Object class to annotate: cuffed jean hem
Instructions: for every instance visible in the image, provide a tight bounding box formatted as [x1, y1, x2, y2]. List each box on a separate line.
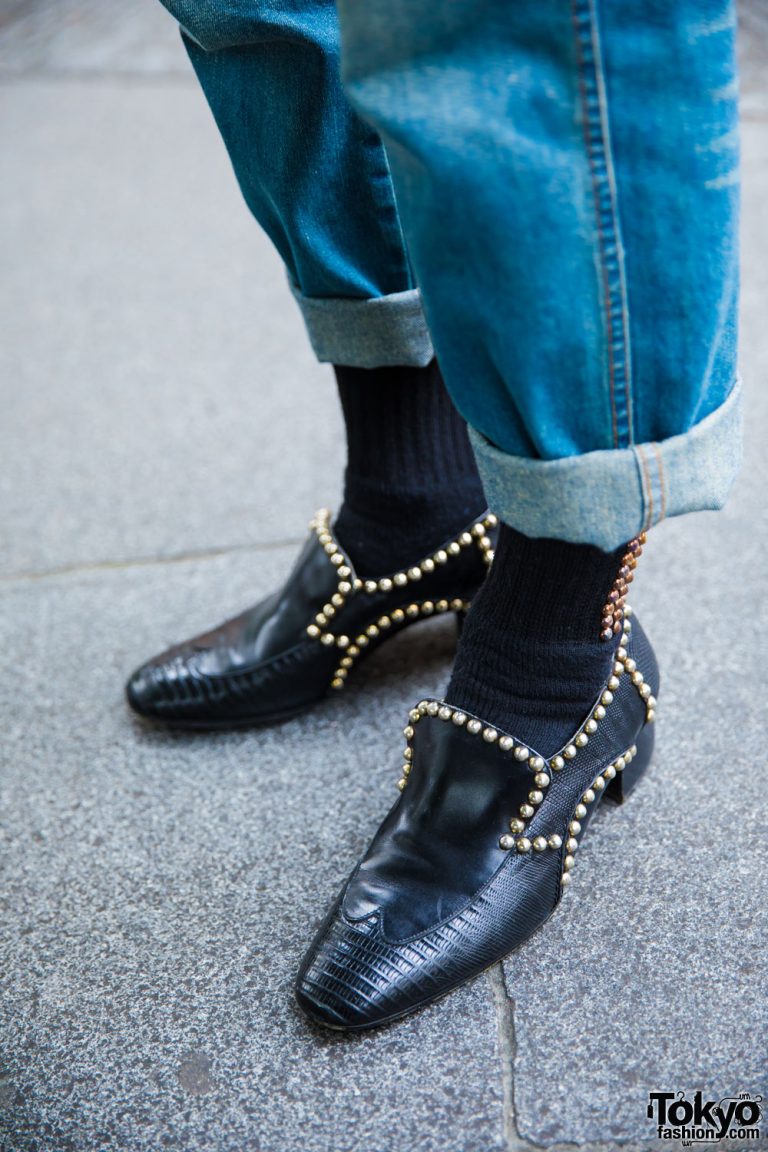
[469, 379, 743, 551]
[290, 283, 434, 368]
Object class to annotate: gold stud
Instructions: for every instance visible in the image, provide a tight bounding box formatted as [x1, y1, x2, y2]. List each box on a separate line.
[534, 772, 550, 788]
[519, 803, 535, 818]
[575, 732, 588, 747]
[563, 855, 575, 871]
[452, 712, 467, 726]
[499, 736, 514, 752]
[391, 609, 405, 624]
[574, 803, 587, 819]
[427, 702, 440, 716]
[394, 572, 408, 586]
[336, 635, 350, 648]
[408, 567, 422, 581]
[582, 788, 595, 804]
[569, 819, 582, 835]
[483, 727, 498, 743]
[547, 834, 563, 850]
[403, 725, 415, 739]
[467, 719, 482, 734]
[321, 633, 335, 647]
[509, 818, 525, 834]
[421, 558, 435, 574]
[516, 837, 532, 853]
[533, 836, 548, 852]
[560, 872, 572, 888]
[397, 778, 408, 791]
[563, 744, 577, 759]
[378, 578, 393, 592]
[566, 837, 579, 853]
[306, 624, 320, 638]
[438, 705, 453, 721]
[499, 834, 516, 850]
[514, 746, 529, 762]
[435, 550, 448, 564]
[550, 755, 565, 771]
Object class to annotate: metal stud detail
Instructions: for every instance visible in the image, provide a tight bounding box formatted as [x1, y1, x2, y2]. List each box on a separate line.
[306, 507, 491, 691]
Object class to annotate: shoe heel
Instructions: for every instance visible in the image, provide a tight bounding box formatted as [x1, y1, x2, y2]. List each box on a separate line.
[604, 722, 654, 805]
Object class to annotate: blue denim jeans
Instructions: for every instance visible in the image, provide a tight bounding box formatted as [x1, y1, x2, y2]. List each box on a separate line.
[161, 0, 741, 550]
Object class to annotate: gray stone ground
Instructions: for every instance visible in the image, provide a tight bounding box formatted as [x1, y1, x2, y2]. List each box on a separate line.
[1, 4, 766, 1150]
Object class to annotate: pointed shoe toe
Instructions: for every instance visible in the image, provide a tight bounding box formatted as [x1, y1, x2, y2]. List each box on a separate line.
[296, 607, 660, 1030]
[125, 509, 496, 730]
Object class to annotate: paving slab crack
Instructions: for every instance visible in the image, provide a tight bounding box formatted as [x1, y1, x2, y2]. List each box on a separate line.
[488, 963, 535, 1152]
[1, 537, 301, 585]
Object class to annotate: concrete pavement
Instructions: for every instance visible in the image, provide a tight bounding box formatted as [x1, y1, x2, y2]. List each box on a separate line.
[1, 4, 766, 1150]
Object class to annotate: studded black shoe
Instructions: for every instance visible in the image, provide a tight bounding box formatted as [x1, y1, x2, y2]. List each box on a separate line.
[295, 606, 659, 1030]
[125, 509, 497, 729]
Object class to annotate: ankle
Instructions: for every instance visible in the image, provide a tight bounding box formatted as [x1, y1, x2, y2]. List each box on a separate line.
[446, 524, 643, 756]
[335, 487, 487, 577]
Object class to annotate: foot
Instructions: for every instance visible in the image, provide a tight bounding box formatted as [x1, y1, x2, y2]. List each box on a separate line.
[295, 609, 659, 1030]
[125, 509, 497, 729]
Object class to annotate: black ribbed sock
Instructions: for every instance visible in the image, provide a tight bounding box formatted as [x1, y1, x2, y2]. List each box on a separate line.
[446, 523, 628, 757]
[333, 360, 487, 576]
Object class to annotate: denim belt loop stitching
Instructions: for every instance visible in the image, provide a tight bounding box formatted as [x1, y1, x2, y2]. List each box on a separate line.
[571, 0, 634, 450]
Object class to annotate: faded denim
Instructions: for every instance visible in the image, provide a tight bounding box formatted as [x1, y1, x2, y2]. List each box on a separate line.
[159, 0, 742, 549]
[165, 0, 433, 367]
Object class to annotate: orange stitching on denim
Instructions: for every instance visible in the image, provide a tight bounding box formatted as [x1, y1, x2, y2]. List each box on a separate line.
[636, 444, 654, 531]
[651, 442, 667, 521]
[571, 0, 618, 450]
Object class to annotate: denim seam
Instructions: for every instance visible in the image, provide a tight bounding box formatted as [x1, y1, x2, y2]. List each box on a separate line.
[651, 442, 668, 521]
[634, 444, 654, 531]
[571, 0, 634, 449]
[358, 124, 415, 291]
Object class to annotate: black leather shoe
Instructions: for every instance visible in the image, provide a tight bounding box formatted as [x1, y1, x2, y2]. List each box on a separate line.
[126, 508, 497, 729]
[295, 607, 659, 1030]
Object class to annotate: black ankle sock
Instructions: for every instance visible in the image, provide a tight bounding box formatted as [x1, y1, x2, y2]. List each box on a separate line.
[446, 524, 629, 757]
[333, 360, 487, 576]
